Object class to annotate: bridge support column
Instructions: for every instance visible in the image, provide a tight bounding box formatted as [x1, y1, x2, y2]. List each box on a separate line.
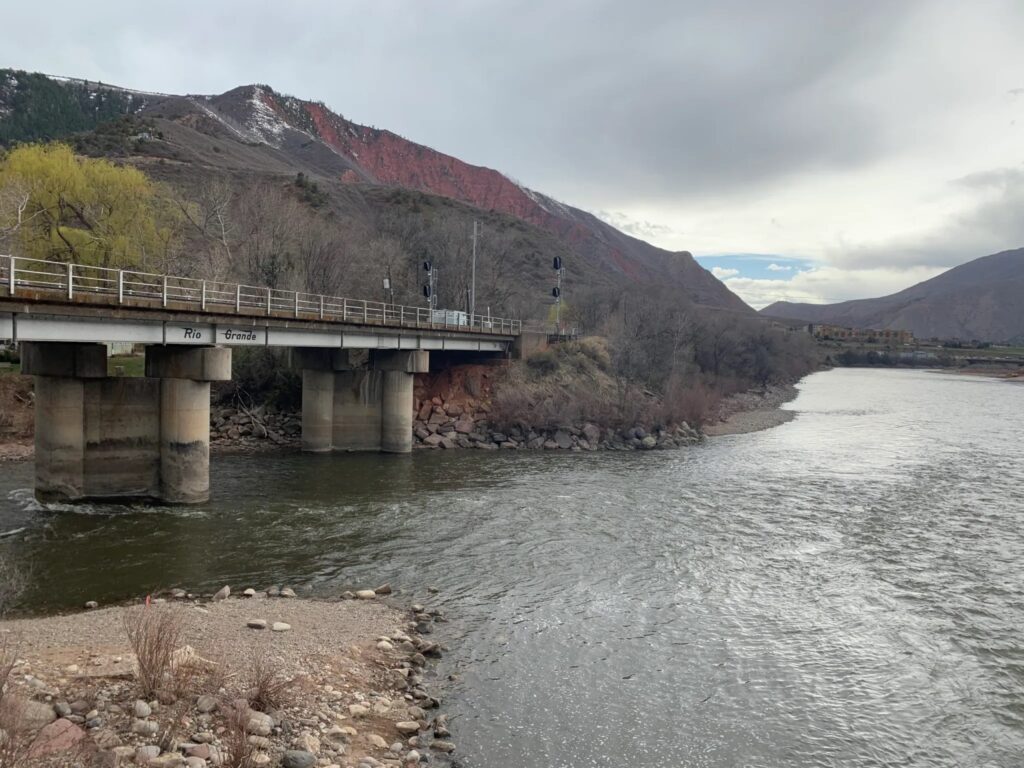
[146, 346, 232, 504]
[23, 343, 106, 502]
[295, 349, 428, 454]
[301, 369, 334, 453]
[374, 351, 429, 455]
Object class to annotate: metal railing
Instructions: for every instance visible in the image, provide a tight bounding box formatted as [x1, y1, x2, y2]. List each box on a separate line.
[0, 255, 521, 335]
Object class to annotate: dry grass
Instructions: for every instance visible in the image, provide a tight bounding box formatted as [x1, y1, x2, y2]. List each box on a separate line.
[122, 607, 186, 699]
[219, 702, 258, 768]
[0, 637, 30, 768]
[0, 560, 26, 619]
[241, 648, 294, 713]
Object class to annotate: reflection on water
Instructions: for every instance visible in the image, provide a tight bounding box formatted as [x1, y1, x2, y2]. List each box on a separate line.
[2, 368, 1023, 767]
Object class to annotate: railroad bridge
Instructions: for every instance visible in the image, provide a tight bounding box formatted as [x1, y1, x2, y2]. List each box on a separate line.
[0, 256, 525, 504]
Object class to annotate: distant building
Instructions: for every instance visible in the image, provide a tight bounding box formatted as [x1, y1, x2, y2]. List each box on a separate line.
[809, 324, 913, 345]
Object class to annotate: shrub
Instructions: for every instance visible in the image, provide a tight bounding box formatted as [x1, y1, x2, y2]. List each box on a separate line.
[525, 350, 559, 376]
[122, 607, 185, 699]
[242, 649, 294, 713]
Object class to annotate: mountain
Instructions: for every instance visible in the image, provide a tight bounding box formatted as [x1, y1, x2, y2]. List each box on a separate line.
[0, 70, 750, 317]
[761, 248, 1024, 342]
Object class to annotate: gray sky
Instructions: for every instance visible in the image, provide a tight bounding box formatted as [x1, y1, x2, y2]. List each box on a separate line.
[6, 0, 1024, 307]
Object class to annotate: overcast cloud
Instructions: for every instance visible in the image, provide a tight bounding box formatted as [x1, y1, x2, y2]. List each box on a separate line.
[4, 0, 1023, 307]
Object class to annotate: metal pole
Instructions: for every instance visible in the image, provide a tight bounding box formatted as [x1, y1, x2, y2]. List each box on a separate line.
[7, 256, 14, 296]
[266, 287, 272, 316]
[118, 270, 124, 304]
[67, 262, 73, 300]
[319, 294, 324, 320]
[294, 291, 299, 318]
[470, 220, 477, 320]
[235, 284, 241, 313]
[201, 280, 207, 311]
[162, 275, 168, 307]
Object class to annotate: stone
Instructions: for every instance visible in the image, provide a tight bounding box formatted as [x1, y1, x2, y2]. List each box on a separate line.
[184, 744, 210, 760]
[195, 695, 217, 714]
[193, 731, 216, 743]
[27, 718, 86, 757]
[132, 719, 159, 737]
[85, 601, 99, 609]
[404, 750, 421, 765]
[243, 588, 257, 597]
[247, 619, 268, 630]
[374, 583, 393, 595]
[282, 750, 317, 768]
[266, 586, 280, 597]
[213, 586, 230, 601]
[582, 423, 601, 443]
[135, 745, 161, 764]
[641, 435, 658, 450]
[251, 755, 271, 767]
[54, 701, 72, 717]
[271, 622, 291, 632]
[247, 735, 272, 749]
[377, 640, 394, 651]
[355, 590, 377, 600]
[553, 430, 573, 449]
[134, 700, 152, 718]
[454, 419, 474, 434]
[324, 725, 349, 745]
[185, 758, 207, 768]
[18, 699, 57, 730]
[149, 755, 185, 768]
[280, 587, 297, 598]
[367, 734, 388, 749]
[394, 722, 420, 735]
[430, 740, 456, 753]
[246, 712, 274, 736]
[293, 733, 320, 754]
[348, 704, 370, 718]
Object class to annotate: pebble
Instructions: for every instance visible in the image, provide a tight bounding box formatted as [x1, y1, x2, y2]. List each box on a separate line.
[84, 601, 98, 609]
[395, 722, 420, 735]
[266, 586, 280, 597]
[131, 718, 159, 736]
[136, 745, 161, 763]
[280, 587, 297, 598]
[404, 749, 421, 765]
[195, 695, 217, 714]
[355, 590, 377, 600]
[430, 740, 456, 753]
[376, 640, 394, 651]
[348, 704, 370, 718]
[213, 585, 231, 601]
[247, 619, 268, 630]
[282, 750, 317, 768]
[246, 712, 274, 737]
[367, 734, 388, 749]
[374, 584, 393, 595]
[243, 588, 257, 597]
[185, 759, 207, 768]
[134, 700, 152, 718]
[272, 622, 291, 632]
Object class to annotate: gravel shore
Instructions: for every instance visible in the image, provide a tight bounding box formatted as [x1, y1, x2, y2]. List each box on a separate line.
[704, 383, 799, 437]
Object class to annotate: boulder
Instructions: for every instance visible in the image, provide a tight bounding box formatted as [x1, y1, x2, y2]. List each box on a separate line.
[212, 585, 230, 601]
[454, 419, 475, 434]
[27, 718, 85, 757]
[641, 435, 658, 450]
[553, 430, 573, 449]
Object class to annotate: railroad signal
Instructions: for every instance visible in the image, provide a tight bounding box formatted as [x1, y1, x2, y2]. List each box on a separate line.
[423, 260, 437, 310]
[552, 286, 560, 298]
[552, 255, 565, 331]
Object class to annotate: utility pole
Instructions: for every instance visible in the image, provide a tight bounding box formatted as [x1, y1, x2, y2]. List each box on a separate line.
[470, 220, 478, 322]
[552, 256, 563, 334]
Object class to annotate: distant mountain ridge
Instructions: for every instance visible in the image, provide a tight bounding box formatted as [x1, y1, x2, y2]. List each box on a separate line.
[0, 70, 749, 314]
[761, 248, 1024, 342]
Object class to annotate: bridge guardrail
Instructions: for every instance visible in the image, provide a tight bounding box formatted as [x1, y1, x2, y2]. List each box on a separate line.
[0, 255, 521, 336]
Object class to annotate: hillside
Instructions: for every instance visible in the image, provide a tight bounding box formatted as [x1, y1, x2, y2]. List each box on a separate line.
[761, 248, 1024, 342]
[0, 70, 749, 318]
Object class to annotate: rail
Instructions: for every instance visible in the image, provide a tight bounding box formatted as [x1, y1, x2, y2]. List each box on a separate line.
[0, 256, 521, 336]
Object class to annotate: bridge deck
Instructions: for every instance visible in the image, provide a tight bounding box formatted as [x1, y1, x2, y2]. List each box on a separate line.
[0, 256, 518, 351]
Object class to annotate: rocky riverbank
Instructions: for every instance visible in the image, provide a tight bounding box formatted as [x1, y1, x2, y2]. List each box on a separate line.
[703, 383, 799, 437]
[0, 588, 455, 768]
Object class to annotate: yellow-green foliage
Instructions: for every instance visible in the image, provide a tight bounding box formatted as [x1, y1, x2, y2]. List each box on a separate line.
[0, 143, 178, 267]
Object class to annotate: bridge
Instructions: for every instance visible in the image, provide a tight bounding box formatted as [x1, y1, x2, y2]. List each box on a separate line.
[0, 256, 526, 505]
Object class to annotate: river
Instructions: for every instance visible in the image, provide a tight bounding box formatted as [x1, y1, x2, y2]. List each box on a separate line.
[2, 367, 1023, 766]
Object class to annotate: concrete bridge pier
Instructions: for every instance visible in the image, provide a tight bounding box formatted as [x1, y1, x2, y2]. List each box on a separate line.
[297, 349, 428, 454]
[146, 346, 232, 503]
[23, 342, 230, 505]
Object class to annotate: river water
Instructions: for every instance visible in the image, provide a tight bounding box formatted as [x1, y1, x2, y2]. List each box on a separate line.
[2, 368, 1023, 767]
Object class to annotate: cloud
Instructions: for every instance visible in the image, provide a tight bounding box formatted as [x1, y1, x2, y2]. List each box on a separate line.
[594, 210, 676, 240]
[711, 266, 740, 279]
[714, 265, 946, 310]
[766, 263, 792, 272]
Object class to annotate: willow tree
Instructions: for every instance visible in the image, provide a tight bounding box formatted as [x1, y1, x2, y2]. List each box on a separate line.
[0, 142, 179, 269]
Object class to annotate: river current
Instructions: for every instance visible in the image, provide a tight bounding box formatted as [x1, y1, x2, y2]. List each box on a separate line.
[1, 368, 1023, 766]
